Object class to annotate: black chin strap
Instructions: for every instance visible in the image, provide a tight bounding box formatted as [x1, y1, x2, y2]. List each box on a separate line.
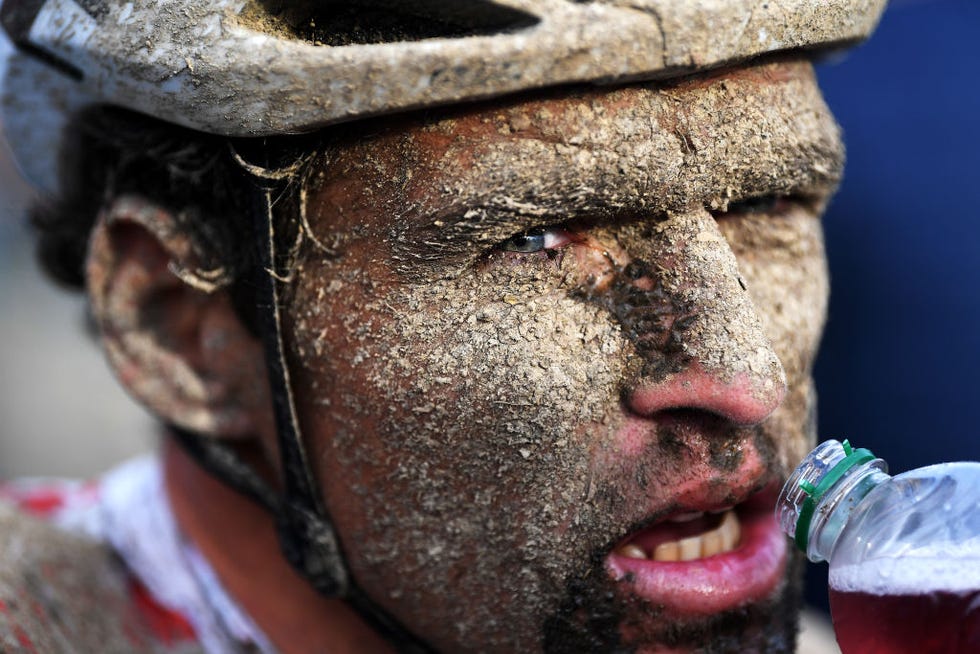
[247, 159, 351, 598]
[173, 143, 433, 653]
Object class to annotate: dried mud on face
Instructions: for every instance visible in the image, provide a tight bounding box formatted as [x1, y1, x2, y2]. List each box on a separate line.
[282, 59, 837, 652]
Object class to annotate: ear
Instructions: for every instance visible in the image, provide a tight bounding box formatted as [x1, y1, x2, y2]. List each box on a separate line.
[86, 195, 273, 440]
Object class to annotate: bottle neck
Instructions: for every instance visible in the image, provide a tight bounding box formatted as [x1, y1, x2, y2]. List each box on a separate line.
[804, 463, 889, 562]
[777, 440, 889, 563]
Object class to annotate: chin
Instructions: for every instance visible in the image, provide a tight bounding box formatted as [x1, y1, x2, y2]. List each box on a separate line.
[540, 550, 805, 654]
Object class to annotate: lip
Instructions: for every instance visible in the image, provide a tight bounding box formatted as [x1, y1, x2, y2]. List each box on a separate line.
[605, 485, 787, 616]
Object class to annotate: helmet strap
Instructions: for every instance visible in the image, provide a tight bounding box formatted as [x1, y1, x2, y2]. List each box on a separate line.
[246, 160, 351, 597]
[174, 141, 433, 653]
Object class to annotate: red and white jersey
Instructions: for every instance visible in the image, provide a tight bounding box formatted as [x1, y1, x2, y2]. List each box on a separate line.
[0, 457, 274, 654]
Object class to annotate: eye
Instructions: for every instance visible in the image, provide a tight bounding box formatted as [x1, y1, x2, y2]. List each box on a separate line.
[725, 195, 781, 214]
[501, 227, 572, 253]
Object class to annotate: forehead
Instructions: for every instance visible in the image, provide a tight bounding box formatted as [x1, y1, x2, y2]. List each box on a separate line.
[311, 60, 843, 231]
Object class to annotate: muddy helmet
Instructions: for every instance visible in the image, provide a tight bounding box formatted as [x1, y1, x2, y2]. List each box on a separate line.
[1, 0, 886, 192]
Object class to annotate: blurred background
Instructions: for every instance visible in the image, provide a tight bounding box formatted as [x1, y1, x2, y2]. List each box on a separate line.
[0, 138, 155, 478]
[0, 0, 977, 639]
[809, 0, 980, 614]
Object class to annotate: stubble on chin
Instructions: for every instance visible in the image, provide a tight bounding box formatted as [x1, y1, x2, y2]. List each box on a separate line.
[543, 552, 805, 654]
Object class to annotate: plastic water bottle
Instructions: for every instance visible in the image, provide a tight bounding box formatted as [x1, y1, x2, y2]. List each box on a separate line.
[776, 439, 980, 654]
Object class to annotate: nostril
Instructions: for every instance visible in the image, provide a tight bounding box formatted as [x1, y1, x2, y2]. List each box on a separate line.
[634, 407, 732, 435]
[623, 365, 786, 427]
[650, 407, 719, 422]
[623, 262, 645, 280]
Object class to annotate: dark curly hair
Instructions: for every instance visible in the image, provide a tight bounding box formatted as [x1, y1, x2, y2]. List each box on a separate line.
[30, 106, 325, 336]
[32, 105, 265, 290]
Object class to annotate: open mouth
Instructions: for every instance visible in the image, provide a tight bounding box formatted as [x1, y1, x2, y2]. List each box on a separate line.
[614, 509, 741, 562]
[605, 486, 787, 616]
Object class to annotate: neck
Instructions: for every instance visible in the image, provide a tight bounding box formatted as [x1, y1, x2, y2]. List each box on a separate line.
[162, 436, 394, 654]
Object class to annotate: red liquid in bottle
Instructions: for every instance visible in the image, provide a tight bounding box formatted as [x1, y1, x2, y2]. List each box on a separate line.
[829, 588, 980, 654]
[828, 559, 980, 654]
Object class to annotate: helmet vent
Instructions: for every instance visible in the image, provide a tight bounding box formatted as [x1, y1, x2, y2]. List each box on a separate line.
[239, 0, 539, 46]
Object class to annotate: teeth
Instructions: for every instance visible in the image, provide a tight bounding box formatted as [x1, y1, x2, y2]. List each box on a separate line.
[677, 535, 701, 561]
[720, 510, 740, 551]
[653, 542, 679, 562]
[701, 530, 723, 558]
[668, 511, 704, 523]
[615, 510, 742, 562]
[620, 544, 648, 560]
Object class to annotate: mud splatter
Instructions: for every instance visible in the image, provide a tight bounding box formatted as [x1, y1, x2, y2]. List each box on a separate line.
[277, 59, 835, 652]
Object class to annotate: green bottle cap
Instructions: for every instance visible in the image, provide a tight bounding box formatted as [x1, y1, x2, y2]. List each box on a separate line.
[794, 440, 876, 552]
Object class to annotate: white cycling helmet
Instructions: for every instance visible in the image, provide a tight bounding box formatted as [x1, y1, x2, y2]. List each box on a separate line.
[2, 0, 886, 193]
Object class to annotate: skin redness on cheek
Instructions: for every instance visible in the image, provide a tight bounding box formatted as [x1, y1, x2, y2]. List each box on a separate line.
[281, 58, 838, 653]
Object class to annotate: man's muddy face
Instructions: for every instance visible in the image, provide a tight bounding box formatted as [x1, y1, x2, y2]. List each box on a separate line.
[285, 59, 840, 652]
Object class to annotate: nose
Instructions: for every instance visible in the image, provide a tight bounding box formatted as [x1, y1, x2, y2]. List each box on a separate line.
[597, 208, 787, 426]
[624, 365, 785, 426]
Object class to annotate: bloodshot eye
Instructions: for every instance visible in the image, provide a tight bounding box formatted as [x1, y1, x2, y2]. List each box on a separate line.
[501, 227, 572, 253]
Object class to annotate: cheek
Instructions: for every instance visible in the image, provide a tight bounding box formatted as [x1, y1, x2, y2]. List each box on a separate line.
[765, 379, 820, 475]
[286, 261, 639, 647]
[341, 277, 633, 530]
[718, 212, 829, 384]
[718, 212, 827, 471]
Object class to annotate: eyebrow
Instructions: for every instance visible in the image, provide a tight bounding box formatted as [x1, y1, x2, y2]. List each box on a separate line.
[386, 139, 843, 274]
[384, 72, 846, 273]
[387, 192, 625, 271]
